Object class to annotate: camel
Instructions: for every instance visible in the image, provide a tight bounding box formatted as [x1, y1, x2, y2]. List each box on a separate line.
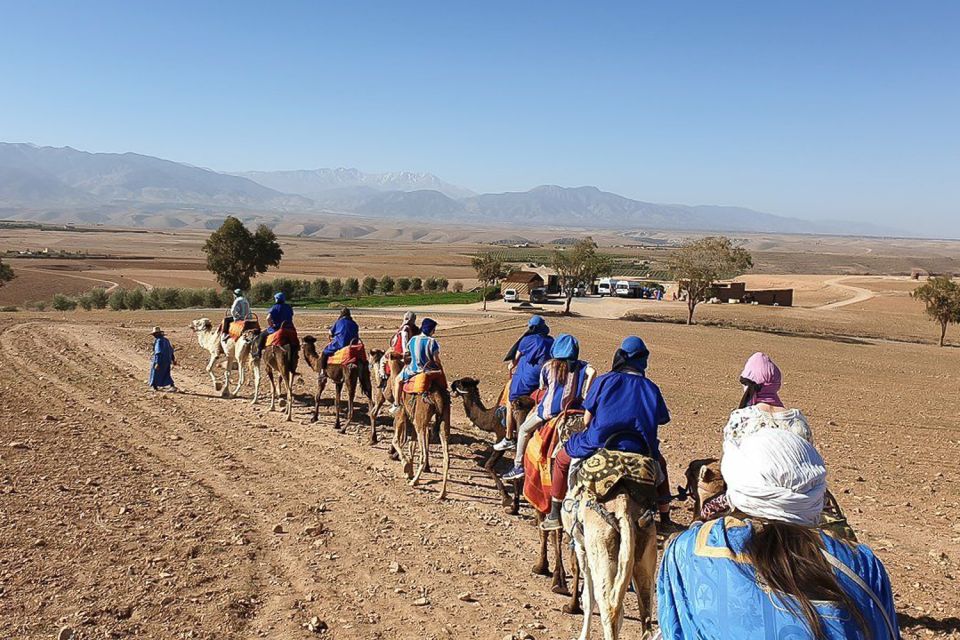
[449, 377, 534, 513]
[262, 343, 296, 421]
[189, 318, 261, 400]
[562, 484, 659, 640]
[368, 349, 403, 445]
[301, 336, 374, 437]
[392, 374, 451, 500]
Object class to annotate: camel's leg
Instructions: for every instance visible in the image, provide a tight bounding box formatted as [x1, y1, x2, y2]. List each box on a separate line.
[284, 370, 293, 421]
[346, 378, 356, 431]
[334, 380, 344, 433]
[633, 524, 658, 634]
[267, 369, 277, 412]
[574, 539, 594, 640]
[437, 402, 450, 500]
[368, 390, 379, 445]
[484, 449, 515, 512]
[551, 529, 570, 595]
[231, 350, 246, 397]
[392, 411, 414, 479]
[250, 359, 261, 405]
[410, 410, 429, 487]
[511, 478, 521, 515]
[532, 512, 550, 576]
[312, 377, 326, 423]
[584, 523, 623, 640]
[206, 352, 220, 390]
[221, 360, 232, 398]
[563, 548, 583, 615]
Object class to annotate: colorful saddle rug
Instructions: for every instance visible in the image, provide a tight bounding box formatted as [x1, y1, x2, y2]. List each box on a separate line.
[522, 411, 587, 513]
[577, 449, 660, 504]
[229, 319, 260, 340]
[402, 370, 447, 394]
[265, 327, 299, 348]
[327, 342, 367, 366]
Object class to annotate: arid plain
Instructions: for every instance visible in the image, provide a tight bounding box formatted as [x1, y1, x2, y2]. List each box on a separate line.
[1, 225, 959, 639]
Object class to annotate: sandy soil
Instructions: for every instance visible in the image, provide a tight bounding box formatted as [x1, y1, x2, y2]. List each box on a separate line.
[1, 308, 958, 639]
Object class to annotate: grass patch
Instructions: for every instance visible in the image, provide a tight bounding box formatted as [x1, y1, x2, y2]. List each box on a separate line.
[291, 291, 481, 309]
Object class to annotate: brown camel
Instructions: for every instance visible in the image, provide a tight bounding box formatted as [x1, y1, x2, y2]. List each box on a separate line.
[262, 343, 296, 421]
[392, 375, 451, 500]
[449, 377, 534, 513]
[301, 336, 374, 437]
[368, 348, 403, 444]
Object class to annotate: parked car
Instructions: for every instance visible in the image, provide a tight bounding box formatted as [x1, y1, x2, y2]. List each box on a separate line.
[597, 278, 614, 296]
[530, 287, 548, 303]
[615, 280, 643, 298]
[503, 288, 520, 303]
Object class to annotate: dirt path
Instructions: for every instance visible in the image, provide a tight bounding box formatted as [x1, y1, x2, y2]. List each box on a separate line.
[15, 267, 121, 292]
[0, 319, 606, 640]
[816, 276, 877, 310]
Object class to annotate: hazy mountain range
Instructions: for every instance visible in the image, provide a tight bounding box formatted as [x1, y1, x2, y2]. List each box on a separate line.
[0, 143, 903, 236]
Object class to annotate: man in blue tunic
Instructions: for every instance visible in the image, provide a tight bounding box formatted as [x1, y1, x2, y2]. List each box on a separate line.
[149, 326, 177, 392]
[494, 315, 554, 451]
[319, 308, 360, 379]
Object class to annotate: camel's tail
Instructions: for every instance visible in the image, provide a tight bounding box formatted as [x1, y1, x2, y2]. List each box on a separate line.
[358, 362, 373, 398]
[610, 495, 637, 622]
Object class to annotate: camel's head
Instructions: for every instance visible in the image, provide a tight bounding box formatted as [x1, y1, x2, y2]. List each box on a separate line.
[683, 458, 724, 519]
[190, 318, 214, 333]
[302, 335, 317, 345]
[368, 348, 385, 364]
[450, 377, 480, 397]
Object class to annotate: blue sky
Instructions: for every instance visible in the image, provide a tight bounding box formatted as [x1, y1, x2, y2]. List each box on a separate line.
[1, 1, 957, 235]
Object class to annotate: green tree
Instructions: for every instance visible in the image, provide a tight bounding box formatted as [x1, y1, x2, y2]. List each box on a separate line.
[361, 276, 378, 296]
[108, 289, 127, 311]
[344, 277, 360, 295]
[396, 277, 412, 293]
[410, 277, 423, 292]
[435, 277, 449, 292]
[0, 259, 14, 287]
[311, 278, 330, 298]
[52, 294, 77, 311]
[202, 217, 283, 290]
[423, 277, 438, 292]
[912, 276, 960, 347]
[126, 288, 145, 310]
[330, 278, 344, 296]
[552, 238, 613, 315]
[667, 236, 753, 325]
[380, 275, 395, 294]
[471, 253, 506, 311]
[89, 287, 110, 309]
[77, 294, 94, 311]
[452, 280, 464, 292]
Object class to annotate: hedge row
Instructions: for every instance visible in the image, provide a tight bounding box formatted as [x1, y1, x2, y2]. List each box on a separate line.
[249, 276, 459, 304]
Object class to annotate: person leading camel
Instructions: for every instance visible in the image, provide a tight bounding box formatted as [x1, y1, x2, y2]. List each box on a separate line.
[501, 333, 596, 481]
[391, 317, 442, 413]
[149, 326, 178, 393]
[541, 336, 678, 532]
[493, 315, 554, 451]
[658, 429, 900, 640]
[319, 307, 360, 380]
[724, 351, 812, 445]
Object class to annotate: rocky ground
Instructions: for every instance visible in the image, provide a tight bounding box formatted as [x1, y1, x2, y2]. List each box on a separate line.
[1, 309, 958, 639]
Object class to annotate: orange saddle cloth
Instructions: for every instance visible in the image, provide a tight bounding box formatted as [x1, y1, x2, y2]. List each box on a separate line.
[327, 342, 367, 366]
[402, 370, 447, 394]
[229, 319, 260, 340]
[265, 327, 299, 348]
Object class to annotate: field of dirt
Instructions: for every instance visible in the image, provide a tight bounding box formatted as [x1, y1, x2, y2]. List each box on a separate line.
[2, 307, 958, 639]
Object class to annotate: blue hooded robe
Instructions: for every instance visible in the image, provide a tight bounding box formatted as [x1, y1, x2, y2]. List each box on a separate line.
[149, 335, 175, 388]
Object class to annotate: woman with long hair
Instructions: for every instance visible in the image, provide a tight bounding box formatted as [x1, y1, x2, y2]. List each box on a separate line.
[724, 351, 812, 445]
[658, 429, 900, 639]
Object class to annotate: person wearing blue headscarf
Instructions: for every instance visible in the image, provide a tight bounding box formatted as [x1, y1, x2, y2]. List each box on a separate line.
[256, 291, 297, 356]
[494, 315, 554, 451]
[390, 318, 442, 413]
[502, 334, 596, 480]
[319, 307, 361, 378]
[542, 335, 676, 531]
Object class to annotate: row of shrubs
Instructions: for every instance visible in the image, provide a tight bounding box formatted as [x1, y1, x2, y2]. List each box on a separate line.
[249, 276, 462, 304]
[23, 275, 469, 312]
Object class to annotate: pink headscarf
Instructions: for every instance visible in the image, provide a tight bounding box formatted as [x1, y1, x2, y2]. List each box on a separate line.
[740, 352, 782, 406]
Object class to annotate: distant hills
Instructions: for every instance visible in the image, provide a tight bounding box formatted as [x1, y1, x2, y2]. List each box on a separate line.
[0, 143, 903, 236]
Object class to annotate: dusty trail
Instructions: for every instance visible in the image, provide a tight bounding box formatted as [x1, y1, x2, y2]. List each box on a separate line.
[0, 319, 606, 639]
[816, 276, 876, 310]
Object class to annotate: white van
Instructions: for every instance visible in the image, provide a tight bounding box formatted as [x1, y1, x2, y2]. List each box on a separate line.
[615, 281, 642, 298]
[597, 278, 614, 296]
[503, 288, 520, 303]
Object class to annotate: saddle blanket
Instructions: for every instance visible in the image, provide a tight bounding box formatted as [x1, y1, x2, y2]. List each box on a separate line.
[327, 342, 367, 366]
[402, 370, 447, 394]
[266, 327, 299, 348]
[522, 411, 586, 514]
[229, 319, 260, 340]
[577, 449, 659, 503]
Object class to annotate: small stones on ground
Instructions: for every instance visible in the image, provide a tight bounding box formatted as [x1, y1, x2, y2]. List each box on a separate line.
[457, 591, 475, 602]
[388, 561, 404, 574]
[412, 596, 430, 606]
[8, 441, 29, 450]
[57, 627, 76, 640]
[304, 525, 324, 536]
[169, 434, 182, 441]
[305, 616, 328, 633]
[272, 523, 285, 534]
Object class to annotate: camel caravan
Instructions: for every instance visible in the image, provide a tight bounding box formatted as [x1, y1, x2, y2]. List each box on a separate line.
[172, 289, 899, 640]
